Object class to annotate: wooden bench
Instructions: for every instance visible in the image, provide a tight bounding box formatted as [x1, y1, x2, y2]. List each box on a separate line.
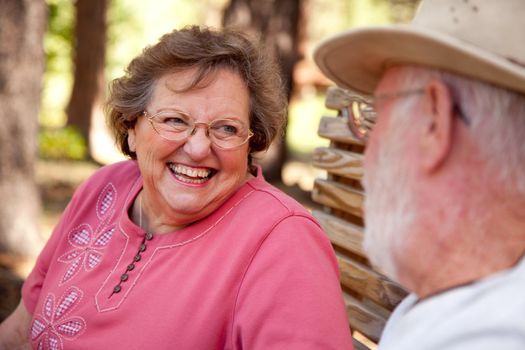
[311, 86, 408, 350]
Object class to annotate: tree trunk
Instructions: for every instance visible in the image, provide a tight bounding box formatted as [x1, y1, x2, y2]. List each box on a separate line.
[66, 0, 108, 157]
[0, 0, 46, 256]
[223, 0, 303, 182]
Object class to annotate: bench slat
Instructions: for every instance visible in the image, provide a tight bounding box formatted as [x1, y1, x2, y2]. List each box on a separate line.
[312, 179, 364, 218]
[325, 86, 351, 110]
[338, 254, 408, 311]
[352, 337, 374, 350]
[313, 86, 409, 350]
[318, 116, 364, 145]
[312, 147, 364, 180]
[312, 210, 365, 258]
[344, 293, 386, 343]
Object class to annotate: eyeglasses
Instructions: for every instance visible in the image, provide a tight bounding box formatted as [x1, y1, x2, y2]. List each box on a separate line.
[341, 88, 470, 142]
[341, 89, 424, 142]
[144, 109, 254, 149]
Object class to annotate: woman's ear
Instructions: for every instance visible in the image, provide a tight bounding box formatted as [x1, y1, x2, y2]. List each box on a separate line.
[419, 79, 455, 173]
[127, 128, 137, 153]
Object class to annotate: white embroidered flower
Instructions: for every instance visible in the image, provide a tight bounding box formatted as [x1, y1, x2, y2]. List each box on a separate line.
[31, 287, 86, 350]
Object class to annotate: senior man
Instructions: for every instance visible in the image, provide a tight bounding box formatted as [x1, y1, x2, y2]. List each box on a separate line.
[315, 0, 525, 349]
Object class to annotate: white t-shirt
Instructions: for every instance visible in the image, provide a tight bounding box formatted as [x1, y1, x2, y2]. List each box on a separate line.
[379, 256, 525, 349]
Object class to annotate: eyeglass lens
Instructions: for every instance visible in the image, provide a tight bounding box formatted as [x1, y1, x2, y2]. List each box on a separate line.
[147, 110, 252, 149]
[344, 100, 376, 142]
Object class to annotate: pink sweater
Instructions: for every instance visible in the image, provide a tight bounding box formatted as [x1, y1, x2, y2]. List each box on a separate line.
[23, 160, 353, 349]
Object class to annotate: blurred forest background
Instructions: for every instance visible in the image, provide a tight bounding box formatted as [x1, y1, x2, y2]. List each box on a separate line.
[0, 0, 419, 320]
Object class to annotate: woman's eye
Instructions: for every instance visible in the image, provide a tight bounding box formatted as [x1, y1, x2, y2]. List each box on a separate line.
[220, 124, 238, 135]
[161, 115, 188, 126]
[211, 122, 241, 137]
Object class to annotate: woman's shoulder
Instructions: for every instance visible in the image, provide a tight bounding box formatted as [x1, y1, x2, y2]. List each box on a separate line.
[87, 159, 139, 183]
[246, 174, 311, 218]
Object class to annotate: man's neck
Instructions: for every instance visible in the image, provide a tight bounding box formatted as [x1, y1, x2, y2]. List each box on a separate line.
[410, 200, 525, 299]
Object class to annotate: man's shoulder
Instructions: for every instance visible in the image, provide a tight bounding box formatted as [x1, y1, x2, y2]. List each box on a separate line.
[380, 264, 525, 349]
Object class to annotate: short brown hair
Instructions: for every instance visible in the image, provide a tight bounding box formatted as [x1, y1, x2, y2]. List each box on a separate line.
[106, 25, 287, 163]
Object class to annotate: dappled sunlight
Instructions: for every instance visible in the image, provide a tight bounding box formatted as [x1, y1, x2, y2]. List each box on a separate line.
[282, 160, 326, 192]
[287, 87, 332, 155]
[90, 107, 127, 164]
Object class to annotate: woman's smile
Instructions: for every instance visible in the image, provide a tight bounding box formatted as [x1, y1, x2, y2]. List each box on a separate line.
[167, 163, 216, 185]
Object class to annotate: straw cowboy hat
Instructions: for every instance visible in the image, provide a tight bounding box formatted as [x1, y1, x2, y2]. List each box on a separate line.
[314, 0, 525, 95]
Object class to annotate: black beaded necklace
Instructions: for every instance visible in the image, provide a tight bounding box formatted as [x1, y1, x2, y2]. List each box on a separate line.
[110, 194, 153, 296]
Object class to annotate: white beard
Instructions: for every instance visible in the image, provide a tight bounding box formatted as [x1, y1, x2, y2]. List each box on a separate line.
[362, 113, 417, 282]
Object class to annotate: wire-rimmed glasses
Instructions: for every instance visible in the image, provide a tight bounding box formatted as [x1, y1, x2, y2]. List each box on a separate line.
[341, 89, 425, 142]
[144, 109, 254, 149]
[341, 88, 470, 143]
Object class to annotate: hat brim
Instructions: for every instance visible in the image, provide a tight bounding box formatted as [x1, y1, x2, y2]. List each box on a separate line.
[314, 25, 525, 95]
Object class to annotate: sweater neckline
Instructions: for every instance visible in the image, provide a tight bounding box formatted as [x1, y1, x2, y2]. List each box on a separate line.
[117, 166, 264, 246]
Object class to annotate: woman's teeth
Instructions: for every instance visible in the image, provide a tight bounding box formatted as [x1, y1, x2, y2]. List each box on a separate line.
[169, 164, 212, 184]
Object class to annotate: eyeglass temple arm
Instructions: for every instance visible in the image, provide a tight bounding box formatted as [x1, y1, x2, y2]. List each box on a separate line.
[325, 86, 373, 110]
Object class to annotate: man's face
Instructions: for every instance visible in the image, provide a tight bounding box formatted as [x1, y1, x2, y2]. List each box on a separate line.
[362, 69, 419, 281]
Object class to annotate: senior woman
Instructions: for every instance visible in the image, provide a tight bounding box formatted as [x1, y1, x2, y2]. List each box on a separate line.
[0, 26, 352, 349]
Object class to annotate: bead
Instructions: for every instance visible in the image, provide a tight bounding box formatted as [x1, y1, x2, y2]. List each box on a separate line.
[134, 254, 141, 262]
[113, 285, 122, 293]
[139, 244, 146, 252]
[146, 232, 153, 241]
[120, 273, 129, 281]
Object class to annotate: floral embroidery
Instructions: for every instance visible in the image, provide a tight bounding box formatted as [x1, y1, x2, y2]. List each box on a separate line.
[56, 183, 118, 284]
[58, 223, 116, 284]
[96, 183, 116, 220]
[31, 287, 86, 350]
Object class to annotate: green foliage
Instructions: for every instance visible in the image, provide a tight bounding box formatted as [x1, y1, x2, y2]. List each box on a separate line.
[39, 127, 87, 160]
[308, 0, 390, 53]
[38, 0, 419, 161]
[106, 0, 144, 80]
[306, 0, 417, 58]
[286, 0, 419, 157]
[106, 0, 227, 81]
[41, 0, 74, 128]
[46, 0, 73, 75]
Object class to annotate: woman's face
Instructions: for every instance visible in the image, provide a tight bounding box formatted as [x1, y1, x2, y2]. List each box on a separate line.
[128, 68, 252, 232]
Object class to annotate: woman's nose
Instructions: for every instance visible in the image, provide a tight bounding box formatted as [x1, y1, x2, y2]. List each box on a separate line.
[182, 127, 212, 160]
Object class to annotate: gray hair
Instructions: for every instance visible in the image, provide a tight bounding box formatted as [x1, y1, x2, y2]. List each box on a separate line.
[394, 66, 525, 197]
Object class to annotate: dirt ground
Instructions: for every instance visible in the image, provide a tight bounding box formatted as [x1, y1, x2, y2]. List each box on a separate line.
[37, 159, 101, 235]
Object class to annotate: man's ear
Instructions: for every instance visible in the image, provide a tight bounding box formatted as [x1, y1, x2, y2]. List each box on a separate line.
[128, 128, 137, 153]
[419, 79, 455, 173]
